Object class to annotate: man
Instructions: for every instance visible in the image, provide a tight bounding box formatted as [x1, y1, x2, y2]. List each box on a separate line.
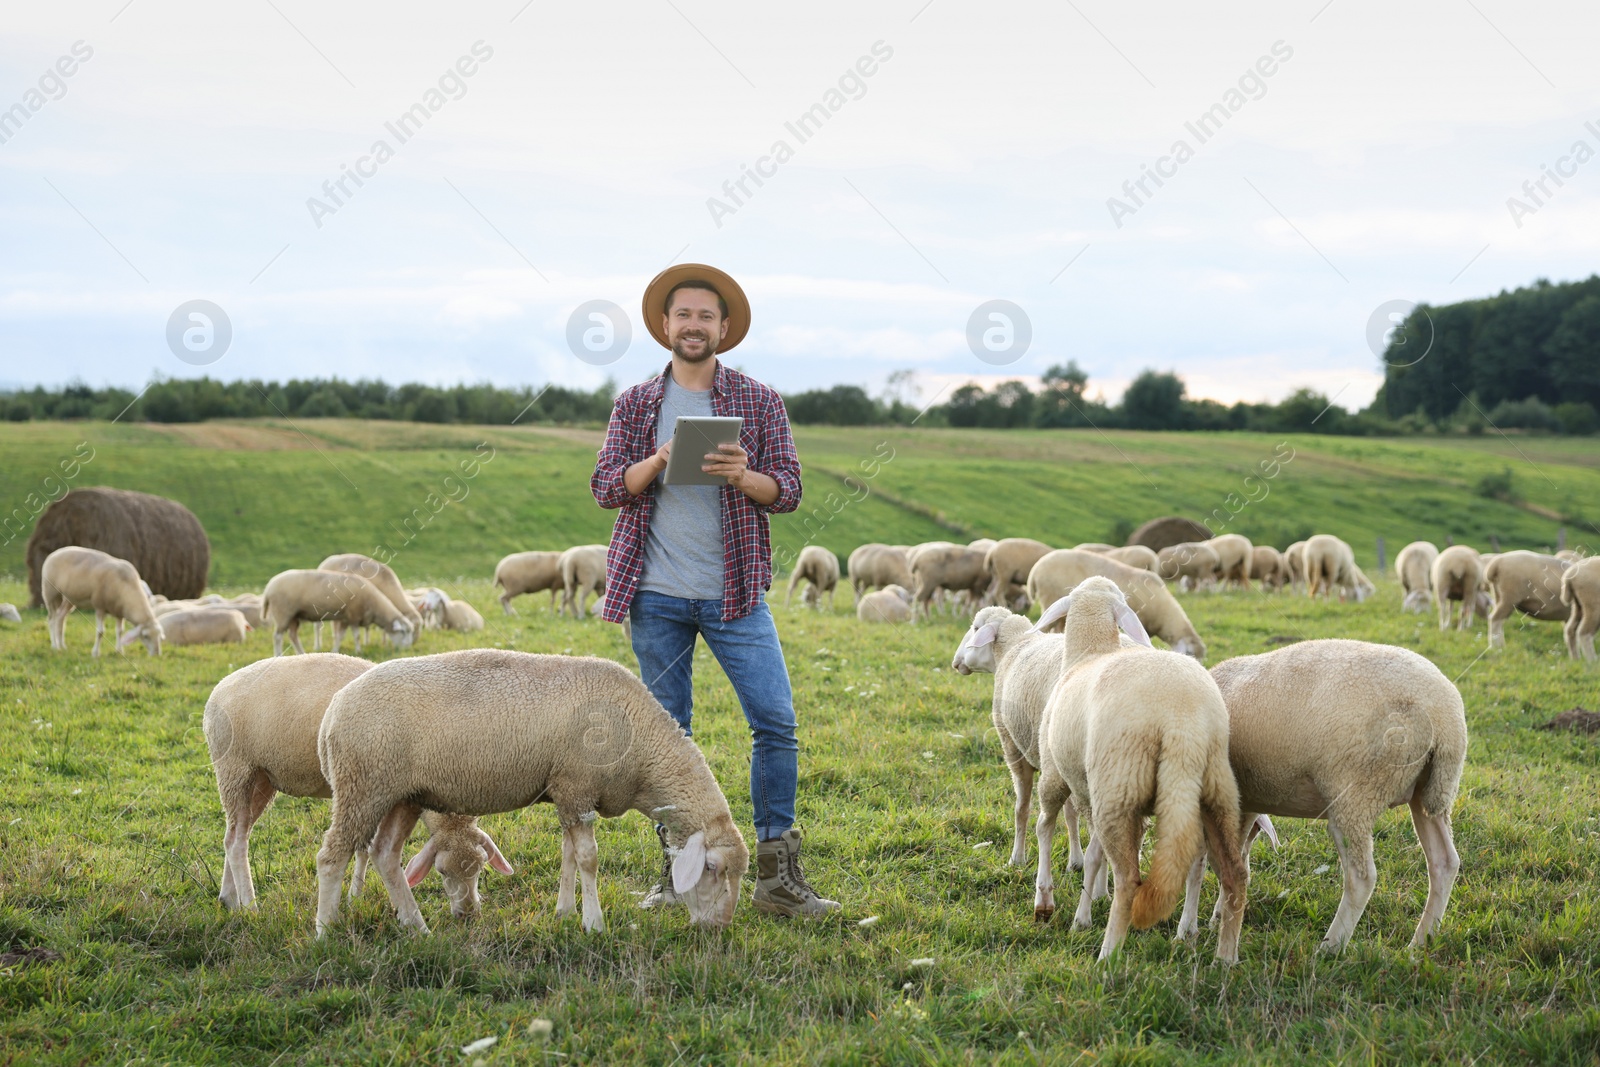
[590, 263, 838, 918]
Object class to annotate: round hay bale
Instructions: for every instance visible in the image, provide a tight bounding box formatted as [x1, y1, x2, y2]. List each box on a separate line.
[25, 488, 210, 607]
[1127, 515, 1214, 554]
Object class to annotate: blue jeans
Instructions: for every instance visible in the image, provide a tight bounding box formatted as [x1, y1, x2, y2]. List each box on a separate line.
[628, 590, 798, 841]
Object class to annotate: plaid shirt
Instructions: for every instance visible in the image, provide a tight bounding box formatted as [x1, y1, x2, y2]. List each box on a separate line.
[591, 360, 802, 622]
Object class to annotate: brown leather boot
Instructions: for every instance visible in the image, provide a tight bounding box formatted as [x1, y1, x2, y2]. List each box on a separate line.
[754, 829, 839, 918]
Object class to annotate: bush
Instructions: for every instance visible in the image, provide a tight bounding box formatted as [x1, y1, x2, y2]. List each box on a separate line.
[6, 400, 31, 422]
[1486, 396, 1560, 431]
[1554, 401, 1598, 435]
[1475, 467, 1517, 501]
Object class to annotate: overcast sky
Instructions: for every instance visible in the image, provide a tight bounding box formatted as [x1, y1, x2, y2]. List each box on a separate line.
[3, 0, 1598, 409]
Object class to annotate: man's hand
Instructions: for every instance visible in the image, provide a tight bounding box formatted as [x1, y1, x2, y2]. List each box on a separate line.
[705, 443, 779, 506]
[623, 440, 672, 497]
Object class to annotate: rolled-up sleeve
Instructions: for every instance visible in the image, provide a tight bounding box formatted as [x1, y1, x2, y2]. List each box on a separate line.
[590, 398, 638, 510]
[755, 392, 802, 515]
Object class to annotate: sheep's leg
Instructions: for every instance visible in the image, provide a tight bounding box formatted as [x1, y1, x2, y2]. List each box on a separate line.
[1071, 834, 1105, 930]
[315, 795, 392, 936]
[1408, 800, 1460, 948]
[1581, 609, 1598, 662]
[500, 591, 515, 615]
[1202, 806, 1247, 964]
[1096, 815, 1145, 960]
[1319, 821, 1376, 953]
[1090, 841, 1109, 901]
[221, 771, 276, 910]
[331, 622, 344, 654]
[289, 621, 307, 655]
[1176, 854, 1206, 941]
[48, 602, 70, 650]
[369, 802, 427, 933]
[1033, 769, 1069, 921]
[998, 733, 1033, 866]
[350, 847, 370, 899]
[1487, 598, 1511, 648]
[1565, 605, 1581, 658]
[91, 609, 106, 658]
[313, 621, 321, 651]
[573, 821, 605, 933]
[1437, 590, 1453, 632]
[555, 825, 577, 919]
[1064, 796, 1085, 873]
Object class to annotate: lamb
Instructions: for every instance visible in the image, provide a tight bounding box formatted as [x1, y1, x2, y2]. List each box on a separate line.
[983, 538, 1054, 611]
[848, 543, 914, 600]
[1031, 578, 1247, 962]
[1204, 534, 1254, 590]
[1562, 556, 1600, 660]
[121, 605, 249, 648]
[1303, 534, 1374, 602]
[856, 584, 914, 623]
[442, 599, 486, 632]
[1431, 545, 1483, 631]
[319, 553, 425, 639]
[313, 650, 749, 935]
[783, 545, 839, 610]
[1028, 549, 1206, 660]
[0, 604, 20, 623]
[494, 550, 564, 615]
[910, 543, 988, 619]
[1484, 550, 1572, 650]
[260, 569, 417, 657]
[1283, 540, 1308, 591]
[1103, 545, 1159, 574]
[558, 544, 608, 618]
[204, 653, 511, 915]
[1249, 545, 1288, 592]
[1156, 541, 1220, 591]
[1182, 639, 1466, 951]
[41, 546, 163, 657]
[1395, 541, 1439, 613]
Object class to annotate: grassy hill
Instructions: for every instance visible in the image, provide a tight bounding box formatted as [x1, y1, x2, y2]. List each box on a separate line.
[1, 420, 1593, 590]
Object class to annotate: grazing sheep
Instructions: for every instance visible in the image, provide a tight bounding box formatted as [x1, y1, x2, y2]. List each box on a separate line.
[494, 550, 564, 615]
[967, 538, 998, 556]
[559, 544, 608, 618]
[1283, 540, 1308, 592]
[1183, 640, 1466, 952]
[261, 569, 416, 657]
[204, 654, 510, 914]
[1303, 534, 1373, 602]
[442, 599, 486, 632]
[223, 593, 264, 630]
[857, 584, 914, 624]
[319, 553, 424, 639]
[1029, 549, 1206, 660]
[1395, 541, 1439, 613]
[122, 606, 248, 648]
[25, 486, 210, 608]
[0, 604, 19, 623]
[1073, 543, 1117, 554]
[1249, 546, 1288, 592]
[1431, 545, 1483, 631]
[1484, 550, 1572, 650]
[407, 586, 451, 629]
[314, 650, 749, 935]
[1562, 557, 1600, 661]
[1103, 545, 1159, 574]
[983, 538, 1054, 611]
[910, 544, 988, 619]
[41, 546, 163, 657]
[1156, 542, 1220, 591]
[785, 545, 841, 610]
[847, 544, 914, 601]
[1204, 534, 1254, 590]
[1032, 578, 1247, 962]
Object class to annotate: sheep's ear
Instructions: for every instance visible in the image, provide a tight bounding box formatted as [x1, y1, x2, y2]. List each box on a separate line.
[477, 828, 514, 875]
[1027, 595, 1072, 634]
[405, 838, 440, 887]
[1112, 602, 1152, 647]
[672, 831, 708, 895]
[968, 622, 999, 648]
[1253, 815, 1280, 849]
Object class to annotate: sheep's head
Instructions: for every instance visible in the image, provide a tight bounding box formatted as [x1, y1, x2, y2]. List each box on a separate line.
[952, 606, 1012, 675]
[139, 619, 164, 656]
[390, 617, 416, 649]
[671, 826, 748, 928]
[1171, 633, 1206, 661]
[1029, 577, 1152, 651]
[405, 816, 513, 918]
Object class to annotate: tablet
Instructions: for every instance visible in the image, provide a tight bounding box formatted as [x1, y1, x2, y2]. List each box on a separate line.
[662, 416, 744, 486]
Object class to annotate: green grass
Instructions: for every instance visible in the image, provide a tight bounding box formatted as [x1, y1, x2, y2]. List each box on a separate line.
[0, 422, 1597, 1064]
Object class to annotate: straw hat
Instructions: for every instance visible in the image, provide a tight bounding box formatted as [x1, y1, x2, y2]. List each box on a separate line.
[641, 263, 750, 352]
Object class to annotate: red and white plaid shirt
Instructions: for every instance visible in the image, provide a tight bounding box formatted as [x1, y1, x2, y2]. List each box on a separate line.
[590, 360, 802, 622]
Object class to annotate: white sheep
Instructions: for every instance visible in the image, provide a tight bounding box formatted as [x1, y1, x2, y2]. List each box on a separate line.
[1562, 556, 1600, 660]
[313, 650, 749, 935]
[968, 537, 998, 556]
[204, 653, 511, 914]
[1072, 542, 1117, 554]
[1431, 545, 1483, 631]
[121, 606, 249, 649]
[848, 544, 914, 600]
[1204, 534, 1254, 590]
[1249, 545, 1288, 592]
[910, 543, 988, 619]
[319, 553, 425, 642]
[1031, 578, 1247, 962]
[1303, 534, 1373, 602]
[1028, 549, 1206, 660]
[1484, 550, 1572, 650]
[494, 550, 564, 615]
[784, 545, 840, 610]
[221, 593, 263, 630]
[856, 584, 914, 624]
[442, 598, 486, 632]
[41, 546, 163, 657]
[0, 603, 20, 623]
[1103, 545, 1160, 574]
[1156, 541, 1220, 592]
[558, 544, 608, 618]
[1395, 541, 1439, 613]
[1283, 540, 1308, 592]
[407, 586, 451, 629]
[1182, 639, 1466, 951]
[261, 569, 416, 657]
[983, 538, 1054, 611]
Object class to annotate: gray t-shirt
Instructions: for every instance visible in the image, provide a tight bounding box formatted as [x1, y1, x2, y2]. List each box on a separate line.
[638, 376, 726, 600]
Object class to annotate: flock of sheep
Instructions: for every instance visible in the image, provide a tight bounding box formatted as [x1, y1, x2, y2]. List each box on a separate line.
[14, 521, 1591, 958]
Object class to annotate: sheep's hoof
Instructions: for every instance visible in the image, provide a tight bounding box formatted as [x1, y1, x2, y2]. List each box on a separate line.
[1033, 905, 1055, 924]
[1316, 938, 1345, 955]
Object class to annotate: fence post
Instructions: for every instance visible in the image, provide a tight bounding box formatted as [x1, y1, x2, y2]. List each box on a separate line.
[1489, 534, 1501, 552]
[1558, 526, 1567, 552]
[1375, 536, 1386, 576]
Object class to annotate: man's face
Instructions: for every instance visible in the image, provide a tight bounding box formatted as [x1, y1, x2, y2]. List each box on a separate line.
[664, 288, 725, 363]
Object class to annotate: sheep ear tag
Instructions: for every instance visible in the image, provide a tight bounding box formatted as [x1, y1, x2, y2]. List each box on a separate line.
[1112, 602, 1152, 647]
[405, 838, 440, 887]
[672, 831, 708, 896]
[1026, 595, 1072, 634]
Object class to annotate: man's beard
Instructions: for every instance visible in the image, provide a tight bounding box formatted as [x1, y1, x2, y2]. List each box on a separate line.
[671, 330, 719, 363]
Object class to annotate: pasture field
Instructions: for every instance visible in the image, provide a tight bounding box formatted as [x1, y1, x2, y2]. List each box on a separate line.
[0, 422, 1597, 1064]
